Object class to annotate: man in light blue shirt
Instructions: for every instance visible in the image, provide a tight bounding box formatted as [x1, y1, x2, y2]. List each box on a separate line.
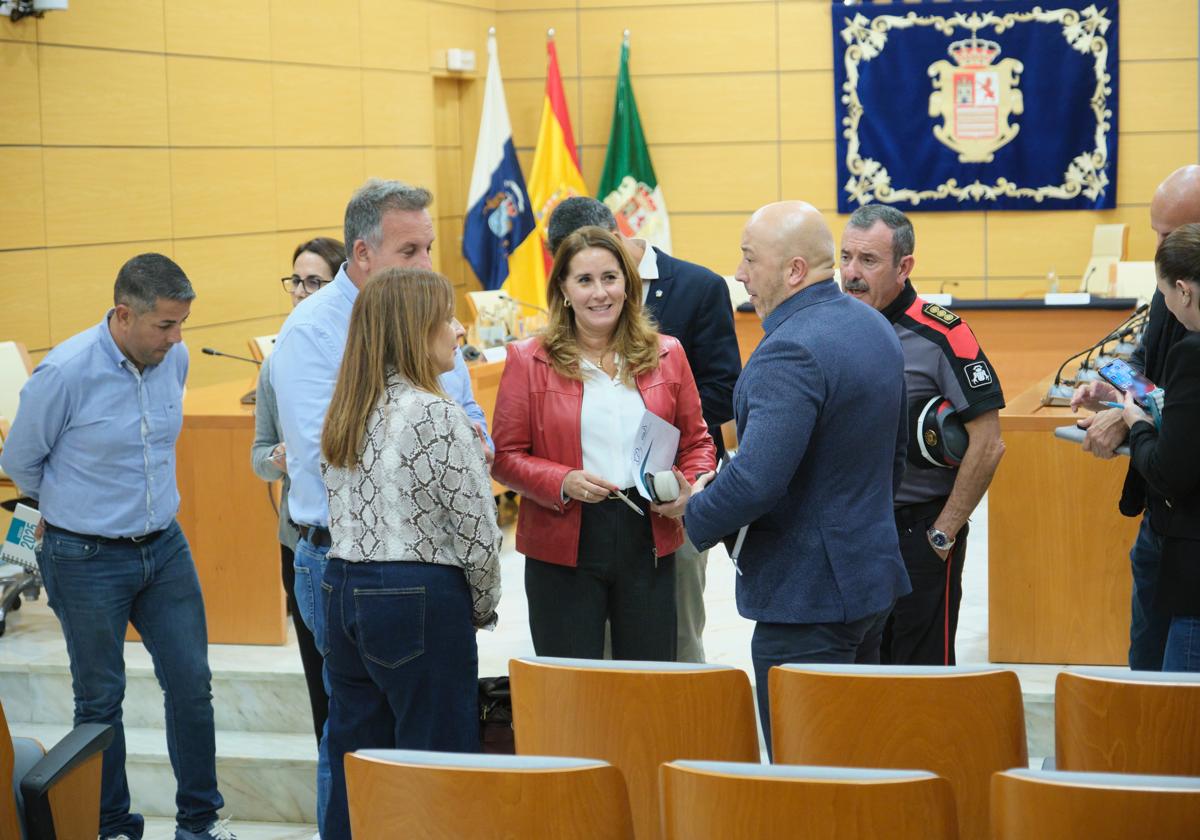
[270, 178, 490, 838]
[0, 254, 234, 840]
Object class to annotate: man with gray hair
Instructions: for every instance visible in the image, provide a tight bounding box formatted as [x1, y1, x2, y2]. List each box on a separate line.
[1, 254, 235, 839]
[840, 204, 1005, 665]
[547, 196, 741, 663]
[271, 178, 489, 839]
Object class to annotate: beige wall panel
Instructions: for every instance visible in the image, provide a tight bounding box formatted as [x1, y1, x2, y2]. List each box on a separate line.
[655, 143, 778, 213]
[360, 0, 430, 72]
[1124, 206, 1163, 261]
[428, 5, 493, 73]
[504, 77, 551, 150]
[437, 216, 469, 287]
[362, 70, 435, 147]
[1116, 132, 1197, 207]
[275, 149, 365, 231]
[43, 149, 172, 248]
[46, 240, 174, 344]
[899, 213, 986, 282]
[362, 147, 437, 195]
[578, 0, 762, 8]
[669, 214, 747, 275]
[0, 13, 35, 41]
[578, 5, 776, 77]
[184, 316, 288, 389]
[433, 76, 466, 151]
[780, 140, 837, 210]
[436, 148, 466, 218]
[1120, 60, 1197, 134]
[171, 149, 278, 239]
[494, 14, 578, 80]
[498, 0, 573, 11]
[970, 277, 1065, 299]
[164, 0, 271, 61]
[985, 207, 1150, 281]
[780, 1, 833, 72]
[273, 65, 365, 147]
[167, 57, 274, 147]
[269, 0, 361, 67]
[39, 47, 168, 147]
[276, 228, 345, 277]
[35, 0, 164, 52]
[780, 71, 836, 141]
[0, 42, 40, 144]
[1122, 0, 1197, 61]
[0, 250, 50, 351]
[580, 74, 778, 146]
[173, 234, 285, 329]
[0, 148, 45, 251]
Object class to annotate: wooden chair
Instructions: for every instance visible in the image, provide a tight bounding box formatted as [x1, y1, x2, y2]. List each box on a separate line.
[1, 700, 112, 839]
[770, 664, 1026, 840]
[0, 341, 33, 495]
[247, 334, 277, 362]
[344, 748, 634, 840]
[660, 760, 958, 840]
[1055, 669, 1200, 775]
[991, 768, 1200, 839]
[509, 657, 760, 840]
[1078, 223, 1129, 295]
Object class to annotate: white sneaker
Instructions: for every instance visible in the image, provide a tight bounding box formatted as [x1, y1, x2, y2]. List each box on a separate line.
[175, 818, 236, 840]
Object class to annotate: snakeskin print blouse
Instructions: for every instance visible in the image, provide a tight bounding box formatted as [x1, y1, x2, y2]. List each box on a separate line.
[322, 373, 502, 627]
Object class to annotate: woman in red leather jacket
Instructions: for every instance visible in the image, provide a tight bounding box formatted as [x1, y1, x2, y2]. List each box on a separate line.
[492, 226, 716, 660]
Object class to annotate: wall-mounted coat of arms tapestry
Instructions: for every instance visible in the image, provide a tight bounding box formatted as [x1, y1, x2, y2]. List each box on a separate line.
[833, 0, 1119, 213]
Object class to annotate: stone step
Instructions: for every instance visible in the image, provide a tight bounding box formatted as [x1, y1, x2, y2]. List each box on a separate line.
[143, 818, 315, 840]
[9, 722, 318, 825]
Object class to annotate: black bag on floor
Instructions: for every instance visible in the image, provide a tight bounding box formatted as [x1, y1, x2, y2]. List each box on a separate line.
[479, 675, 514, 754]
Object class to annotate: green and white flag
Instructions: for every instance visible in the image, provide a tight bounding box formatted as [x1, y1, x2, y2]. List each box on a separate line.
[598, 37, 671, 254]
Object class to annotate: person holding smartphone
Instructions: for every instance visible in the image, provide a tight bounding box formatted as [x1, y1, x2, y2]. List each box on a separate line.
[1118, 224, 1200, 672]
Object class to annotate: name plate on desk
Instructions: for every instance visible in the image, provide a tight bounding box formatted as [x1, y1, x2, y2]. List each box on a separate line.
[1044, 292, 1092, 306]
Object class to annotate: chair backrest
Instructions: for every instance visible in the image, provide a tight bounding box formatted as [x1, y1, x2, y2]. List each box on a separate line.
[769, 664, 1026, 840]
[345, 749, 634, 840]
[0, 342, 32, 433]
[1055, 669, 1200, 775]
[724, 275, 749, 308]
[0, 702, 23, 840]
[660, 760, 957, 840]
[247, 334, 277, 362]
[992, 768, 1200, 839]
[1111, 260, 1158, 302]
[509, 657, 760, 840]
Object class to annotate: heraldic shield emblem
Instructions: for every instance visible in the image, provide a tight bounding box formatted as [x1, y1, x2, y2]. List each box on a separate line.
[928, 37, 1023, 164]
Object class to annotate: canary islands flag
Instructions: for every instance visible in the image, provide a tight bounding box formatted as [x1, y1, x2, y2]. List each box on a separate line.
[464, 31, 546, 306]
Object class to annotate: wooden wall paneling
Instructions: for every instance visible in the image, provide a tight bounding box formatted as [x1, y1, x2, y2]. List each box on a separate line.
[986, 207, 1148, 283]
[274, 149, 367, 231]
[655, 143, 779, 214]
[495, 10, 579, 81]
[667, 215, 746, 276]
[268, 0, 361, 67]
[1116, 133, 1199, 207]
[359, 0, 431, 73]
[170, 150, 279, 239]
[779, 71, 836, 142]
[362, 71, 436, 147]
[0, 148, 46, 251]
[502, 78, 547, 153]
[42, 148, 173, 248]
[578, 0, 760, 9]
[38, 46, 168, 146]
[779, 1, 834, 72]
[272, 64, 365, 147]
[275, 228, 345, 277]
[1121, 0, 1199, 60]
[0, 13, 35, 41]
[34, 0, 165, 52]
[166, 56, 275, 147]
[1119, 60, 1197, 134]
[163, 0, 272, 61]
[497, 0, 572, 12]
[362, 147, 438, 193]
[45, 240, 174, 344]
[183, 317, 290, 389]
[173, 233, 286, 328]
[435, 147, 466, 219]
[780, 141, 837, 210]
[0, 250, 51, 351]
[895, 213, 988, 282]
[427, 4, 493, 75]
[0, 41, 41, 144]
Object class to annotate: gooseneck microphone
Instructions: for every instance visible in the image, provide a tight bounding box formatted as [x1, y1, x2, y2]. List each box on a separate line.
[498, 294, 550, 315]
[202, 347, 262, 366]
[1050, 303, 1149, 388]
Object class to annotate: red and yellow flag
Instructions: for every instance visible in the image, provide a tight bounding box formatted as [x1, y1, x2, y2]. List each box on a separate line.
[527, 33, 588, 278]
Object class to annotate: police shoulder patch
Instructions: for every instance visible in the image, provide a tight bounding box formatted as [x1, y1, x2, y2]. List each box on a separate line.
[922, 302, 960, 327]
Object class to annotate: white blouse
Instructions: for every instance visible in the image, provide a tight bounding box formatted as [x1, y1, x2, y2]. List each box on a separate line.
[579, 358, 646, 490]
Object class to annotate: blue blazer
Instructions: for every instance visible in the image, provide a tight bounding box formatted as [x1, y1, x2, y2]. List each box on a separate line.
[685, 279, 912, 624]
[643, 248, 742, 459]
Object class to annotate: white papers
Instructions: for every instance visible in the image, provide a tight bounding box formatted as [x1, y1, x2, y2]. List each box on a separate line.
[1, 503, 41, 573]
[1044, 292, 1091, 306]
[631, 410, 680, 501]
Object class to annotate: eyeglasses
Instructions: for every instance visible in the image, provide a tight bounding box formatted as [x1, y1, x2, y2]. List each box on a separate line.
[281, 275, 329, 294]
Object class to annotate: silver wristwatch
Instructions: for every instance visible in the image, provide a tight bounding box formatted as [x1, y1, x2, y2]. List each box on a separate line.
[927, 528, 956, 552]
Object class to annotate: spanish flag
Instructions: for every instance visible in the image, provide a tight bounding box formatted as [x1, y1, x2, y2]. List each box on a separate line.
[527, 31, 588, 276]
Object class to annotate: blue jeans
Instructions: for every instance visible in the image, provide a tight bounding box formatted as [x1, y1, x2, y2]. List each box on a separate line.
[322, 558, 480, 840]
[292, 536, 331, 835]
[1129, 516, 1170, 671]
[1163, 617, 1200, 672]
[751, 605, 892, 759]
[39, 521, 222, 839]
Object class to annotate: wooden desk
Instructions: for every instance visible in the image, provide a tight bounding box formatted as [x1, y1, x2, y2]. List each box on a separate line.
[988, 379, 1139, 664]
[174, 379, 286, 645]
[468, 359, 507, 497]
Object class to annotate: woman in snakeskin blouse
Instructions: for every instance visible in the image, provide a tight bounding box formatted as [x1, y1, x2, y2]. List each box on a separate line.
[319, 267, 502, 827]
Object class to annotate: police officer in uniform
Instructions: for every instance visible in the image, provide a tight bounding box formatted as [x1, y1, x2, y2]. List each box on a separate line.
[841, 205, 1006, 664]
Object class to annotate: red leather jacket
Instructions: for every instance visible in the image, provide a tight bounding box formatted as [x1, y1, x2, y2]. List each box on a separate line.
[492, 335, 716, 566]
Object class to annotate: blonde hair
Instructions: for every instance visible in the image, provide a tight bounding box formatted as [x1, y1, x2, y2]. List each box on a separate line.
[542, 226, 660, 384]
[322, 267, 454, 468]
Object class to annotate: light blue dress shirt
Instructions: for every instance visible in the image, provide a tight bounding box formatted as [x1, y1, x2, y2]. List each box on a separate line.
[0, 313, 188, 538]
[271, 263, 490, 528]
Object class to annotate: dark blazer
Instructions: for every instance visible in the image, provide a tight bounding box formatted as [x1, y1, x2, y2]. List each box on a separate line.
[643, 248, 741, 458]
[685, 279, 912, 625]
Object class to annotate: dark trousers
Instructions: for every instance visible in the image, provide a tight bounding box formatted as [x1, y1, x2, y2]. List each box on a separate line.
[526, 494, 676, 661]
[322, 558, 480, 840]
[280, 543, 328, 743]
[883, 503, 969, 665]
[751, 607, 891, 758]
[1129, 515, 1170, 670]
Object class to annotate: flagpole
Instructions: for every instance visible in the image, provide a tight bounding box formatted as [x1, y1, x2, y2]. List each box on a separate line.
[623, 28, 630, 46]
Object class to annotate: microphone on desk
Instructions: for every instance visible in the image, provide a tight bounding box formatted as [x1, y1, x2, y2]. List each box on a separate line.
[202, 347, 262, 366]
[498, 294, 549, 315]
[1045, 305, 1151, 404]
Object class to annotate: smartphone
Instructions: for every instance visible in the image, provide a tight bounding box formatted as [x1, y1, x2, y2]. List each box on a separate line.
[1098, 359, 1156, 407]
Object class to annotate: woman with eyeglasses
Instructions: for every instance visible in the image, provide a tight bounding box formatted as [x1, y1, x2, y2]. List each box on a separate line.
[251, 236, 345, 750]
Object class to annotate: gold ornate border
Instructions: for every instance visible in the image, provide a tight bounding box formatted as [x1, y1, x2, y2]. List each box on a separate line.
[838, 5, 1113, 206]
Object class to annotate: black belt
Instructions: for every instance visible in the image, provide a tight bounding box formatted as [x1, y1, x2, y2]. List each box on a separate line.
[294, 523, 331, 548]
[894, 498, 948, 531]
[45, 523, 167, 546]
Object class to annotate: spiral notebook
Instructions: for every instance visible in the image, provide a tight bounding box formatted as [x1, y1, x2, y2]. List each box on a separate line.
[1, 503, 41, 574]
